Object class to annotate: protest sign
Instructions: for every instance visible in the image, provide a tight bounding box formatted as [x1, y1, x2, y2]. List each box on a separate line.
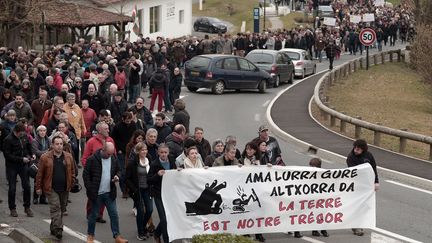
[362, 13, 375, 22]
[350, 15, 362, 24]
[374, 0, 385, 6]
[323, 17, 337, 26]
[162, 164, 376, 240]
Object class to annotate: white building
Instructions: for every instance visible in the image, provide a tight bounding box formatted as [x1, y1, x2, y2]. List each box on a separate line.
[93, 0, 193, 41]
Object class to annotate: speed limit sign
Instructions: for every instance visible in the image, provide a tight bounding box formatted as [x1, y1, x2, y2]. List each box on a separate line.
[359, 28, 376, 46]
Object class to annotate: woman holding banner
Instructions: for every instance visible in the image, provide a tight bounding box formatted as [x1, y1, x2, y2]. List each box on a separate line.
[125, 142, 153, 241]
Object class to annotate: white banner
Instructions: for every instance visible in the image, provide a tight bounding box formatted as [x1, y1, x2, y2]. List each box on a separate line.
[162, 164, 376, 240]
[374, 0, 385, 6]
[323, 17, 337, 26]
[362, 13, 375, 22]
[350, 15, 362, 24]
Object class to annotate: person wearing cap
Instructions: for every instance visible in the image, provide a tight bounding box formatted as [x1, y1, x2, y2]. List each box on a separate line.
[256, 125, 283, 165]
[31, 125, 51, 205]
[107, 91, 128, 124]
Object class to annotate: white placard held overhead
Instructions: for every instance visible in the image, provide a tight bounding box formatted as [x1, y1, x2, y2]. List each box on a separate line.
[374, 0, 385, 6]
[362, 13, 375, 22]
[350, 15, 361, 24]
[323, 17, 337, 26]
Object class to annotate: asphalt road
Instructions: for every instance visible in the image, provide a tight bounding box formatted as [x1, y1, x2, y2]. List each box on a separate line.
[1, 43, 431, 243]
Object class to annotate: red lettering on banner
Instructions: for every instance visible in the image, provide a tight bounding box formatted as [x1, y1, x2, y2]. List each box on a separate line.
[289, 213, 344, 225]
[279, 201, 295, 211]
[221, 221, 230, 230]
[203, 221, 209, 231]
[334, 213, 343, 223]
[211, 221, 219, 231]
[298, 197, 343, 209]
[237, 217, 282, 229]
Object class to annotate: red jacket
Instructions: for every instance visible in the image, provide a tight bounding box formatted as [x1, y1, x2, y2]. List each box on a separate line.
[114, 71, 126, 90]
[53, 73, 63, 92]
[81, 134, 115, 167]
[81, 107, 97, 138]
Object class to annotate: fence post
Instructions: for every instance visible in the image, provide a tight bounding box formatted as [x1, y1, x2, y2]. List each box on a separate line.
[373, 122, 382, 146]
[373, 55, 377, 65]
[429, 144, 432, 161]
[330, 106, 336, 127]
[354, 116, 362, 138]
[399, 128, 408, 153]
[359, 58, 364, 69]
[397, 49, 401, 62]
[340, 112, 347, 132]
[321, 102, 329, 121]
[381, 52, 385, 64]
[353, 60, 357, 72]
[390, 51, 394, 62]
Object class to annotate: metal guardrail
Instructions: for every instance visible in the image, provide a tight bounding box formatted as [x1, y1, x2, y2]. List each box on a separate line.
[313, 49, 432, 161]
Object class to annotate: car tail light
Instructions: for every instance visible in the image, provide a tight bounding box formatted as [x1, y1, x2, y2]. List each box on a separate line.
[296, 61, 304, 66]
[206, 71, 213, 79]
[271, 65, 277, 73]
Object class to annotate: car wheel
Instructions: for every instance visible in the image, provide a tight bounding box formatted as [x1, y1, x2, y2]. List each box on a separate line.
[212, 80, 225, 95]
[193, 25, 198, 31]
[289, 71, 294, 84]
[187, 86, 198, 92]
[274, 75, 280, 88]
[258, 80, 267, 93]
[211, 27, 216, 33]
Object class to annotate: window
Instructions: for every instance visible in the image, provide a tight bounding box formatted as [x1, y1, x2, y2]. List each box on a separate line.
[223, 58, 239, 70]
[215, 60, 223, 69]
[149, 5, 161, 33]
[246, 53, 273, 64]
[276, 54, 285, 64]
[179, 10, 184, 24]
[238, 59, 252, 71]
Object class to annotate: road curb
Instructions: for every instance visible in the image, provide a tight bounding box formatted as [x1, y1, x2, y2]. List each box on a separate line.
[265, 61, 432, 191]
[8, 228, 44, 243]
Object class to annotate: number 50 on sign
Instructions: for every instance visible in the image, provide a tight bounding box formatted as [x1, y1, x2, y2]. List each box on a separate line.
[359, 28, 376, 46]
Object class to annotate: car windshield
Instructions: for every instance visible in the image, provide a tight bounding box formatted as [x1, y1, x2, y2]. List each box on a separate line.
[246, 53, 274, 64]
[284, 52, 301, 60]
[319, 6, 333, 12]
[208, 17, 222, 24]
[188, 56, 211, 68]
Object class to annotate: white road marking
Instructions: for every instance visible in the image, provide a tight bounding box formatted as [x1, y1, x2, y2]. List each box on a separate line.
[0, 224, 9, 228]
[301, 236, 326, 243]
[373, 227, 424, 243]
[43, 219, 102, 243]
[385, 180, 432, 195]
[262, 99, 270, 107]
[180, 95, 188, 99]
[371, 232, 403, 243]
[254, 113, 261, 122]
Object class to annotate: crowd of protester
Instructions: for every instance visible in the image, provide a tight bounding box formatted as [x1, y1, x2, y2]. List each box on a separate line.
[0, 0, 406, 242]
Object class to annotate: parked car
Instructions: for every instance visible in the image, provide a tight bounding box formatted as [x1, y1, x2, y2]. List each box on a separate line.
[245, 49, 295, 86]
[318, 5, 335, 18]
[193, 17, 227, 33]
[184, 55, 272, 94]
[279, 48, 316, 79]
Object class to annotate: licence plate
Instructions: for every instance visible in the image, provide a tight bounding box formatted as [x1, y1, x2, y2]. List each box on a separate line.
[191, 71, 199, 76]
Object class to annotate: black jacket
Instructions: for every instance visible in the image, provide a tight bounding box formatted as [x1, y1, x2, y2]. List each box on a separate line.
[125, 157, 150, 199]
[165, 133, 184, 164]
[172, 109, 190, 133]
[82, 149, 121, 201]
[149, 70, 168, 90]
[3, 132, 33, 167]
[346, 150, 379, 183]
[154, 124, 172, 144]
[111, 121, 138, 153]
[147, 158, 177, 198]
[108, 99, 128, 124]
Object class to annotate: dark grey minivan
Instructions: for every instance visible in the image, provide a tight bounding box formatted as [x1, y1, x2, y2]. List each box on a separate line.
[245, 50, 295, 87]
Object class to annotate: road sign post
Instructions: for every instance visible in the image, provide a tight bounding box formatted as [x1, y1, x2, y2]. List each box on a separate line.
[253, 8, 260, 33]
[359, 28, 377, 70]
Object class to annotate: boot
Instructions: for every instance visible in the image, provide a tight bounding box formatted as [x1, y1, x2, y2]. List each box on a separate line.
[294, 231, 303, 238]
[87, 235, 95, 243]
[114, 235, 128, 243]
[25, 207, 34, 217]
[10, 209, 18, 217]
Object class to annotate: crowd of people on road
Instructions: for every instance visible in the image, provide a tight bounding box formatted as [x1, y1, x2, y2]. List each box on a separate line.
[0, 0, 401, 242]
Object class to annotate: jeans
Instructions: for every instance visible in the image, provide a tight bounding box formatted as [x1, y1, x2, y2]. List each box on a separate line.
[164, 87, 172, 112]
[150, 89, 165, 112]
[378, 40, 383, 52]
[135, 188, 153, 236]
[47, 191, 68, 233]
[128, 84, 141, 103]
[154, 197, 168, 242]
[7, 164, 31, 210]
[117, 153, 126, 193]
[88, 193, 120, 238]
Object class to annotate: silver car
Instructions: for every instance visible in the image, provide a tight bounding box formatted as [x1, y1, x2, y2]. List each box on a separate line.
[279, 48, 316, 79]
[318, 5, 335, 18]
